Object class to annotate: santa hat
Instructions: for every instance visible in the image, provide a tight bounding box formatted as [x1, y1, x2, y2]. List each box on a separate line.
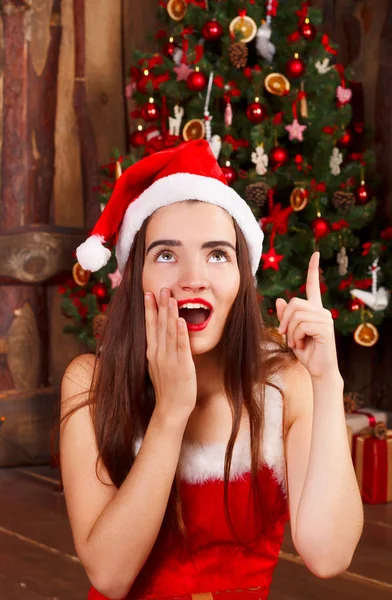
[76, 139, 264, 276]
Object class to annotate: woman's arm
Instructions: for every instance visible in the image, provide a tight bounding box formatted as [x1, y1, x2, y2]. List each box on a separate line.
[284, 362, 364, 578]
[61, 356, 188, 600]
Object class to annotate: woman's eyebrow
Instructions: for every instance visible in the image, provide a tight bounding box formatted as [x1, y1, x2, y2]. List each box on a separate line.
[145, 239, 236, 255]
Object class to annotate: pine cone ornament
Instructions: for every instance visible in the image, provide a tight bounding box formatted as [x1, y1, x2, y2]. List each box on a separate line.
[343, 391, 364, 413]
[245, 181, 270, 208]
[332, 191, 355, 213]
[229, 42, 248, 68]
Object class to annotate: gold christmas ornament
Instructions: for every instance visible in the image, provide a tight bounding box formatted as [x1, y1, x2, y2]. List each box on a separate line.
[229, 42, 248, 69]
[229, 15, 257, 43]
[353, 322, 379, 347]
[182, 118, 206, 141]
[72, 262, 91, 286]
[290, 187, 308, 211]
[167, 0, 187, 21]
[264, 73, 290, 96]
[300, 81, 308, 118]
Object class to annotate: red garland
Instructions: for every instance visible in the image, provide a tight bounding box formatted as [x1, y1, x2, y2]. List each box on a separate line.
[295, 1, 309, 23]
[214, 76, 241, 97]
[321, 34, 337, 55]
[260, 203, 293, 235]
[222, 134, 249, 150]
[339, 274, 373, 291]
[266, 0, 278, 16]
[331, 219, 350, 231]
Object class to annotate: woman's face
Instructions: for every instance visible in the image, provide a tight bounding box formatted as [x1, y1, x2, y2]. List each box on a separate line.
[142, 201, 240, 355]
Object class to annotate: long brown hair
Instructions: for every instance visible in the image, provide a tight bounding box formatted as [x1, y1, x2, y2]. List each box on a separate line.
[52, 200, 297, 549]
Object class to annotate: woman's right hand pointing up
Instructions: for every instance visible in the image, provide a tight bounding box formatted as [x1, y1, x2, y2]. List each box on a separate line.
[144, 288, 197, 424]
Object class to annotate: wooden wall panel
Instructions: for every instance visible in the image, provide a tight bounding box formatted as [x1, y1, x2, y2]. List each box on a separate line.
[85, 0, 126, 163]
[53, 0, 84, 228]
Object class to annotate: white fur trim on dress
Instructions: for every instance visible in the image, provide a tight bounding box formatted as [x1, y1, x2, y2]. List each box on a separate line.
[116, 173, 264, 276]
[133, 375, 286, 493]
[76, 234, 112, 272]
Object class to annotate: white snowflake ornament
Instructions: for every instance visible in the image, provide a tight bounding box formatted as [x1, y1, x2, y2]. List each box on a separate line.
[330, 147, 343, 175]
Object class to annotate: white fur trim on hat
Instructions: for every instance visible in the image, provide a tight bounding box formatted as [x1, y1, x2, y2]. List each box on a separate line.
[76, 234, 112, 272]
[116, 173, 264, 276]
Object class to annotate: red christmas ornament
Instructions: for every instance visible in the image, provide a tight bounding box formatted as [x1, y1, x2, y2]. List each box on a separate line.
[202, 19, 224, 41]
[246, 101, 267, 123]
[261, 247, 284, 271]
[141, 100, 161, 122]
[355, 181, 370, 204]
[92, 283, 107, 302]
[299, 19, 317, 41]
[130, 129, 146, 147]
[286, 55, 306, 79]
[162, 40, 176, 58]
[348, 298, 365, 312]
[221, 163, 238, 185]
[187, 70, 208, 92]
[270, 146, 289, 166]
[312, 217, 330, 239]
[337, 130, 353, 148]
[330, 308, 340, 320]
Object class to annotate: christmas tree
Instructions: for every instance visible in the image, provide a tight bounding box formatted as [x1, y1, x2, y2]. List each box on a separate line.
[60, 0, 391, 350]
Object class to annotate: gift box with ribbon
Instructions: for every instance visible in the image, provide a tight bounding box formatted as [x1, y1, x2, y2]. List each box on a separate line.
[352, 425, 392, 504]
[345, 408, 388, 435]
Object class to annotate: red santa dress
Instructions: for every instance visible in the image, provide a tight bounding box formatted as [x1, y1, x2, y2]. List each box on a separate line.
[88, 376, 289, 600]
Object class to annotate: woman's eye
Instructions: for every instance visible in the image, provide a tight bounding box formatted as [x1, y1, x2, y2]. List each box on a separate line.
[210, 251, 229, 262]
[156, 251, 174, 262]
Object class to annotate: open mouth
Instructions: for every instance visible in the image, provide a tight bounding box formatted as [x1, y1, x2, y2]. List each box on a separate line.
[178, 303, 213, 331]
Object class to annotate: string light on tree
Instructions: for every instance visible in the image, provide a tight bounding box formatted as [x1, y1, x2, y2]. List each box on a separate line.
[130, 125, 146, 147]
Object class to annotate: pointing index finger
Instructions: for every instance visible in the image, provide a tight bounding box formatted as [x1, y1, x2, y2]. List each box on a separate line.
[306, 251, 323, 307]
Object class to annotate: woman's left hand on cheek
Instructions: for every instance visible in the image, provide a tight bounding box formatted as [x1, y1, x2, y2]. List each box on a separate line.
[276, 251, 340, 380]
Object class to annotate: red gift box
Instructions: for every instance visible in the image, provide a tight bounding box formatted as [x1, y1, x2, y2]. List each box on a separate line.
[352, 430, 392, 504]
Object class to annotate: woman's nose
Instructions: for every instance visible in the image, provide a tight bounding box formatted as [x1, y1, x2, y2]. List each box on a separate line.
[177, 261, 210, 291]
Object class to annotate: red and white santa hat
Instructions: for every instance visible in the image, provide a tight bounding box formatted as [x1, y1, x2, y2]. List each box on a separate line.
[76, 139, 264, 276]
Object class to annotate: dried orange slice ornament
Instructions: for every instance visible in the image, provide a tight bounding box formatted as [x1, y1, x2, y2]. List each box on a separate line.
[167, 0, 187, 21]
[73, 262, 91, 286]
[229, 15, 257, 43]
[290, 187, 308, 211]
[182, 119, 206, 141]
[264, 73, 290, 96]
[353, 322, 379, 347]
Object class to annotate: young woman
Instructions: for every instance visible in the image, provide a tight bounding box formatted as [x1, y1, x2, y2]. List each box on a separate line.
[59, 140, 363, 600]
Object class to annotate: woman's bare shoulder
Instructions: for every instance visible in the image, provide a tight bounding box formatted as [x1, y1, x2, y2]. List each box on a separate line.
[61, 353, 97, 410]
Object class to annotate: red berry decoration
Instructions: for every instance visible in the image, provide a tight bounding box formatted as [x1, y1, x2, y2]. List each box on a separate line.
[337, 130, 353, 148]
[355, 181, 370, 204]
[299, 18, 317, 41]
[187, 70, 208, 92]
[221, 163, 238, 185]
[92, 283, 107, 302]
[348, 298, 365, 312]
[141, 100, 161, 122]
[202, 19, 223, 41]
[286, 55, 306, 79]
[330, 308, 340, 320]
[130, 129, 146, 147]
[312, 217, 330, 240]
[270, 146, 289, 166]
[162, 39, 176, 58]
[246, 101, 267, 123]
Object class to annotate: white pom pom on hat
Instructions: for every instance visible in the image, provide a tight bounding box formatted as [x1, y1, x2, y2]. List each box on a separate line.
[76, 139, 264, 276]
